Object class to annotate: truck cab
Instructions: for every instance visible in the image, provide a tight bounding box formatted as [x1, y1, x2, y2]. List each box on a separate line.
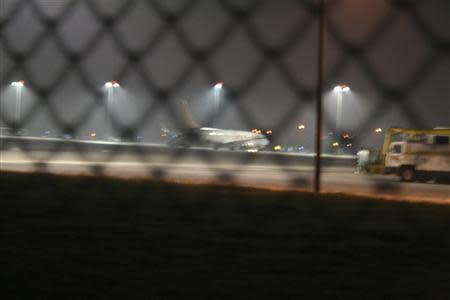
[385, 141, 414, 181]
[384, 138, 450, 182]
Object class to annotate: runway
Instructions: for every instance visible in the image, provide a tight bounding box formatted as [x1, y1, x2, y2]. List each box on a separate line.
[1, 150, 449, 204]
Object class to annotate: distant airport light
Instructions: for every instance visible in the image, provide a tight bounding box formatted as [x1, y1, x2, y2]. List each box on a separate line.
[266, 130, 272, 135]
[375, 127, 383, 133]
[333, 84, 350, 93]
[342, 132, 350, 139]
[90, 132, 96, 137]
[105, 80, 120, 88]
[332, 142, 339, 147]
[11, 80, 25, 87]
[346, 143, 353, 147]
[298, 124, 305, 130]
[214, 81, 224, 89]
[274, 145, 282, 151]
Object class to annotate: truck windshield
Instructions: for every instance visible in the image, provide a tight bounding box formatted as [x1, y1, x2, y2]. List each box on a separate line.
[391, 144, 402, 154]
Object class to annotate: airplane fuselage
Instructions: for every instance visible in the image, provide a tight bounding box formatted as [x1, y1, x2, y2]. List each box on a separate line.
[168, 127, 270, 150]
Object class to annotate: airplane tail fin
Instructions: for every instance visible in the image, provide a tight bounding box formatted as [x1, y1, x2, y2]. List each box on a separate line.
[179, 100, 200, 129]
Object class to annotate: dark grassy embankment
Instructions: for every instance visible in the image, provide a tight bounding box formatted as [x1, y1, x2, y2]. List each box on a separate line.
[1, 171, 449, 299]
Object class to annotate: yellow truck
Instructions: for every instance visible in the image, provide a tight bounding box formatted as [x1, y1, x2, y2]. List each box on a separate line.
[368, 128, 450, 182]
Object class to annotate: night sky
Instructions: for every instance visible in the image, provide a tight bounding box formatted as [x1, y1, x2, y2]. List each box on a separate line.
[1, 0, 449, 150]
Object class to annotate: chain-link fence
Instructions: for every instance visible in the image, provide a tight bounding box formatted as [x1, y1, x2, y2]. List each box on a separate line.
[1, 0, 449, 199]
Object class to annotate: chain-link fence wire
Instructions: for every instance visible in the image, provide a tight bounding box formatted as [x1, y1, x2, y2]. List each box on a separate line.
[0, 0, 449, 196]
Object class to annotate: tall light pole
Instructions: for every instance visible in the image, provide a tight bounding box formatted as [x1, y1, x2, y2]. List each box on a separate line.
[333, 84, 350, 134]
[11, 80, 25, 124]
[104, 81, 120, 140]
[213, 81, 223, 127]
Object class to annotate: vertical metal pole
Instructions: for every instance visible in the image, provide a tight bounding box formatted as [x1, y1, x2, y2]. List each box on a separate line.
[314, 0, 326, 193]
[110, 88, 113, 139]
[106, 88, 113, 140]
[213, 89, 218, 127]
[15, 87, 22, 123]
[336, 91, 342, 133]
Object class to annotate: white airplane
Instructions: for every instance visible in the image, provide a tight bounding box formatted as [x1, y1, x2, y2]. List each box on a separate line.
[167, 101, 270, 151]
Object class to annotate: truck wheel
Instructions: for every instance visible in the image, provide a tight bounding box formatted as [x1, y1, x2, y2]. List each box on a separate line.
[400, 168, 415, 182]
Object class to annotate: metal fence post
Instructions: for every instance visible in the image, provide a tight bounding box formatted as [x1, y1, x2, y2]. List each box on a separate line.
[314, 0, 326, 193]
